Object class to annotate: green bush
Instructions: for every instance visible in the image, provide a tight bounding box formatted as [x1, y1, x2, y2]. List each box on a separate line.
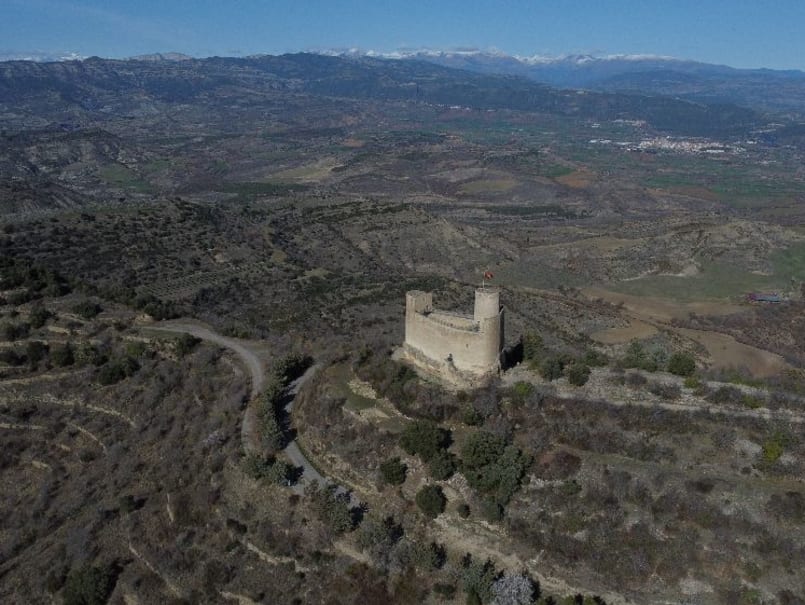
[25, 341, 48, 367]
[539, 356, 564, 381]
[2, 321, 30, 341]
[461, 557, 497, 604]
[582, 349, 609, 367]
[72, 300, 102, 319]
[379, 457, 407, 486]
[63, 564, 116, 605]
[0, 348, 24, 366]
[400, 420, 450, 462]
[762, 435, 786, 463]
[97, 357, 139, 385]
[460, 431, 530, 506]
[683, 376, 702, 389]
[242, 454, 292, 484]
[428, 451, 457, 481]
[433, 583, 457, 600]
[124, 341, 148, 358]
[411, 540, 446, 570]
[566, 363, 591, 386]
[648, 381, 681, 400]
[480, 499, 503, 522]
[308, 483, 354, 533]
[75, 343, 106, 367]
[174, 333, 201, 357]
[461, 431, 506, 469]
[667, 352, 696, 377]
[621, 340, 665, 372]
[462, 406, 484, 426]
[522, 331, 543, 362]
[415, 485, 446, 518]
[742, 394, 765, 409]
[51, 342, 75, 367]
[271, 352, 312, 384]
[29, 305, 52, 328]
[511, 381, 534, 405]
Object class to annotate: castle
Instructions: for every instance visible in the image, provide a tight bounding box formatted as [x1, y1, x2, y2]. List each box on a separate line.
[402, 287, 504, 387]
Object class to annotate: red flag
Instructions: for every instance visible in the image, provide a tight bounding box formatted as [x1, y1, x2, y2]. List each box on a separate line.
[484, 271, 494, 280]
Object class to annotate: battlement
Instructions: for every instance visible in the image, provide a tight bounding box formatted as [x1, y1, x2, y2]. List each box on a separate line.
[402, 287, 504, 387]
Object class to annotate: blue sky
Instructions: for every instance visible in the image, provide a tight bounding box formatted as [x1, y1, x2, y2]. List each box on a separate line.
[2, 0, 803, 70]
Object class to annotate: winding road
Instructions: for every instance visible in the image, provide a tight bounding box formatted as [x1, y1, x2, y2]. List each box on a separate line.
[145, 322, 343, 497]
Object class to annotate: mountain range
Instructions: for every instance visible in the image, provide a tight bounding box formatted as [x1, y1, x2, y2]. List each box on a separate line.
[0, 52, 771, 139]
[326, 49, 805, 116]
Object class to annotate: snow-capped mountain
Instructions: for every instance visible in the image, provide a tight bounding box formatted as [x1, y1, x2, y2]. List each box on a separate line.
[319, 48, 805, 114]
[0, 51, 86, 63]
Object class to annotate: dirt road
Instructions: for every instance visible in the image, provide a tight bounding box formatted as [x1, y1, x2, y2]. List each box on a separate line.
[145, 322, 353, 500]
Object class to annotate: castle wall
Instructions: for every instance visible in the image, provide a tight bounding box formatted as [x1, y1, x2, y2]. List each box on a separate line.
[404, 288, 503, 380]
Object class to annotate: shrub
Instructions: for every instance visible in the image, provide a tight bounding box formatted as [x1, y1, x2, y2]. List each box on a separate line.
[582, 349, 609, 367]
[461, 557, 498, 604]
[7, 289, 34, 306]
[707, 386, 743, 405]
[621, 340, 665, 372]
[566, 364, 591, 386]
[242, 454, 292, 484]
[63, 564, 116, 605]
[539, 356, 564, 381]
[625, 372, 647, 388]
[379, 457, 407, 486]
[648, 381, 681, 400]
[457, 503, 471, 518]
[97, 357, 139, 385]
[75, 343, 106, 367]
[621, 340, 646, 369]
[51, 342, 75, 367]
[667, 352, 696, 377]
[0, 348, 24, 366]
[29, 305, 52, 328]
[522, 331, 543, 362]
[511, 381, 534, 405]
[480, 499, 503, 522]
[461, 431, 530, 505]
[428, 451, 457, 481]
[72, 300, 102, 319]
[742, 394, 765, 409]
[124, 341, 148, 358]
[433, 583, 456, 600]
[2, 321, 30, 341]
[25, 341, 48, 368]
[271, 352, 313, 384]
[400, 420, 450, 462]
[762, 435, 787, 464]
[462, 406, 484, 426]
[169, 333, 198, 357]
[308, 483, 355, 533]
[415, 485, 446, 518]
[683, 376, 702, 389]
[411, 540, 446, 570]
[461, 431, 506, 470]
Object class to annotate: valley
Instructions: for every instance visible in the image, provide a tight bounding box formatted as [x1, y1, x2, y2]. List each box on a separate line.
[0, 52, 803, 605]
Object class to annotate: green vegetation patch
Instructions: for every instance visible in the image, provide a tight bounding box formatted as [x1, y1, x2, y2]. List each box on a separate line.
[217, 181, 309, 198]
[611, 243, 805, 301]
[459, 179, 517, 194]
[493, 259, 588, 289]
[98, 164, 152, 192]
[483, 203, 590, 219]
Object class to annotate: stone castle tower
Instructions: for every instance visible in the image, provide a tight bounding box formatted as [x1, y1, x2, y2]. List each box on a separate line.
[402, 287, 504, 387]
